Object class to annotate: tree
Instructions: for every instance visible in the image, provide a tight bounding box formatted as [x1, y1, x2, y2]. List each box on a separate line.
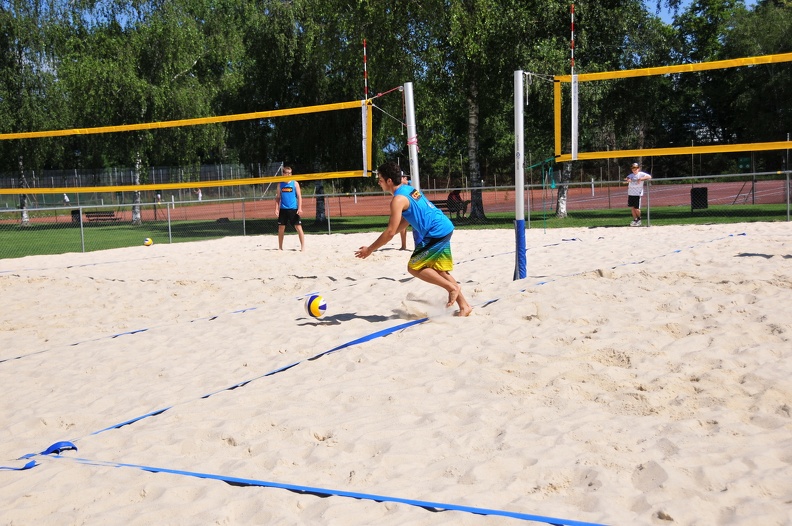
[0, 0, 64, 173]
[555, 162, 572, 218]
[719, 1, 791, 154]
[2, 0, 779, 195]
[53, 0, 243, 170]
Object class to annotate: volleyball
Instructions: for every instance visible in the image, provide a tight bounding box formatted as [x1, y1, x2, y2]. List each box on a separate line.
[304, 294, 327, 318]
[143, 237, 153, 246]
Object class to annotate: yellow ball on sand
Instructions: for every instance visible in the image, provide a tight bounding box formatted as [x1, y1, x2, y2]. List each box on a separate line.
[143, 238, 153, 246]
[304, 294, 327, 318]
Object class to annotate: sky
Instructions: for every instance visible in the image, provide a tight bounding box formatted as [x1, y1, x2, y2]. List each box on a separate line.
[651, 0, 758, 23]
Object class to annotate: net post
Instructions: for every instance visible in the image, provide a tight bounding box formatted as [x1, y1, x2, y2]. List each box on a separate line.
[514, 71, 527, 280]
[570, 4, 578, 161]
[404, 82, 421, 190]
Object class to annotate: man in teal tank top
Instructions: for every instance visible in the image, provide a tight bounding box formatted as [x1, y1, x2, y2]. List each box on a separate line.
[275, 166, 306, 251]
[355, 161, 472, 317]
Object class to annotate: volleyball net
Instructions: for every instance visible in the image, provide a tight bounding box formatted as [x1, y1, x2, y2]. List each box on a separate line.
[512, 52, 792, 279]
[554, 52, 792, 162]
[0, 99, 374, 197]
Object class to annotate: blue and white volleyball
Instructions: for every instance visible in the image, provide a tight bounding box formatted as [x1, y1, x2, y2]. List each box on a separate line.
[143, 237, 154, 246]
[304, 294, 327, 318]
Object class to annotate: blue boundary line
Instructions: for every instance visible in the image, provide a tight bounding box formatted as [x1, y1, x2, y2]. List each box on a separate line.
[4, 233, 748, 524]
[21, 450, 606, 526]
[24, 318, 429, 445]
[8, 233, 747, 450]
[0, 239, 573, 365]
[7, 233, 747, 446]
[526, 233, 745, 287]
[0, 255, 165, 275]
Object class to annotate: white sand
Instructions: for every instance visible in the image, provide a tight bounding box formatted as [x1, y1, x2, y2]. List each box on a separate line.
[1, 223, 791, 525]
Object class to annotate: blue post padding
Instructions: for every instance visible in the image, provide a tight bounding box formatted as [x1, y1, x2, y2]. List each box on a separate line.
[514, 219, 526, 280]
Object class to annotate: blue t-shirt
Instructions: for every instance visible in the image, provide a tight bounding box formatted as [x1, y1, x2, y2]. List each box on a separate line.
[279, 181, 298, 209]
[395, 185, 453, 239]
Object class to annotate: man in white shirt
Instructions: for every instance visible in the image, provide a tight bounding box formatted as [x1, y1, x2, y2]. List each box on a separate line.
[625, 162, 652, 226]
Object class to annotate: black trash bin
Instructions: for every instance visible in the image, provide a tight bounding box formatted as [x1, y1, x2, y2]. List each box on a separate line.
[71, 209, 81, 223]
[691, 187, 708, 210]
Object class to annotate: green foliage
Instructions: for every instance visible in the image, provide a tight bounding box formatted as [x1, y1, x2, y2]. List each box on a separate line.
[0, 1, 65, 171]
[718, 1, 792, 144]
[0, 0, 788, 185]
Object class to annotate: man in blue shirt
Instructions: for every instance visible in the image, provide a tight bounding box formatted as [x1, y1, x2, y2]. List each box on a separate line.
[276, 166, 306, 251]
[355, 161, 472, 317]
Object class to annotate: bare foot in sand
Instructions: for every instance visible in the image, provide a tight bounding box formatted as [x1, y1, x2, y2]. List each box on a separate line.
[455, 305, 473, 317]
[447, 285, 472, 316]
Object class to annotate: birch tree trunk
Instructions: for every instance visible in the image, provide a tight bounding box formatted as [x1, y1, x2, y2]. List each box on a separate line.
[18, 158, 29, 226]
[132, 152, 142, 226]
[555, 162, 572, 218]
[466, 81, 486, 220]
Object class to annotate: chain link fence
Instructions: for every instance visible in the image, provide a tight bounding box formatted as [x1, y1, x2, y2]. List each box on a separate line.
[1, 171, 789, 259]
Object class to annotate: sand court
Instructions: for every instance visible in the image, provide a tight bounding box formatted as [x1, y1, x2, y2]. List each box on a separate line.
[1, 223, 791, 525]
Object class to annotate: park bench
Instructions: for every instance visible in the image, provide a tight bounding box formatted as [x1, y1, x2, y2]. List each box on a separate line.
[431, 199, 470, 219]
[84, 211, 120, 222]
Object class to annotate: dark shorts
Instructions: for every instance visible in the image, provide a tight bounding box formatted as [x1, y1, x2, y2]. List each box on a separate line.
[627, 195, 641, 209]
[278, 208, 301, 227]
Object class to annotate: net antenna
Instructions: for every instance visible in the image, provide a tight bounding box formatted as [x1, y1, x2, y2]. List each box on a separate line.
[361, 40, 371, 177]
[363, 39, 369, 101]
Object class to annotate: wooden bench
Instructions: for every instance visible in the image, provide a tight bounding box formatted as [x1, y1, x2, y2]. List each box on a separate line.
[84, 211, 120, 222]
[431, 199, 470, 219]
